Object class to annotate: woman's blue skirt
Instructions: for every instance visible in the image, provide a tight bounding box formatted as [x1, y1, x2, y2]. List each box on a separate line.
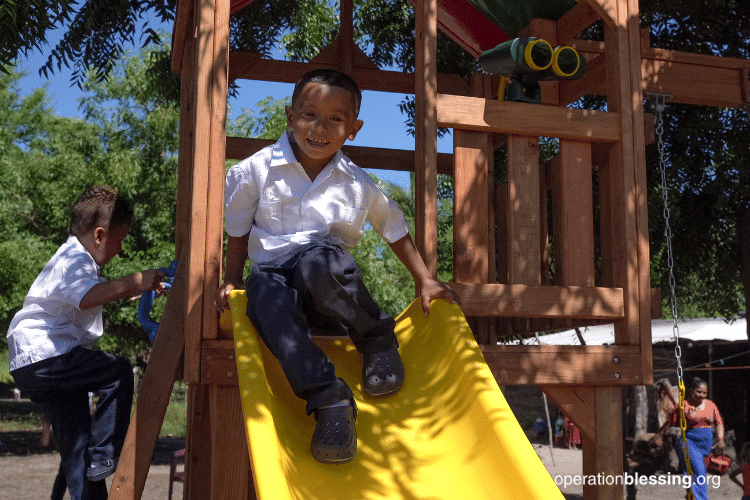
[676, 427, 713, 500]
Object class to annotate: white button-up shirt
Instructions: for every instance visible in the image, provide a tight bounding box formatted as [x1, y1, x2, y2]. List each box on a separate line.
[7, 236, 105, 371]
[225, 131, 409, 265]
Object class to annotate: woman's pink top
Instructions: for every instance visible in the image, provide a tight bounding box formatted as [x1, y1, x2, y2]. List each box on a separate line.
[668, 399, 722, 429]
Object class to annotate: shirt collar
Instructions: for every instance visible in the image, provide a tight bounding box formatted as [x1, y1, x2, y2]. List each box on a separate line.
[67, 235, 101, 273]
[270, 130, 354, 179]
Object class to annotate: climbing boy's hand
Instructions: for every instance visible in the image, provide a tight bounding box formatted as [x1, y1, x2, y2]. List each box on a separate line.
[141, 269, 167, 296]
[214, 281, 245, 313]
[418, 279, 460, 317]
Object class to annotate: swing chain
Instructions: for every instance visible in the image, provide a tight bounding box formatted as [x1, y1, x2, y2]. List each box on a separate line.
[652, 94, 695, 500]
[653, 94, 684, 385]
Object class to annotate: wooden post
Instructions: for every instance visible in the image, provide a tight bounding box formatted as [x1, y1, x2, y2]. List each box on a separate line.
[210, 386, 254, 500]
[582, 388, 623, 500]
[414, 0, 438, 277]
[184, 385, 212, 500]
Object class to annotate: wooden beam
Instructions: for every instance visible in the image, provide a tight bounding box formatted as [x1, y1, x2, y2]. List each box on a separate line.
[449, 282, 624, 319]
[202, 0, 230, 343]
[482, 345, 644, 385]
[581, 0, 616, 29]
[540, 386, 596, 441]
[507, 135, 541, 286]
[225, 137, 454, 175]
[182, 0, 213, 384]
[583, 387, 623, 499]
[437, 94, 621, 142]
[210, 386, 253, 500]
[109, 256, 186, 500]
[453, 129, 489, 285]
[552, 141, 595, 287]
[556, 0, 600, 45]
[415, 0, 439, 277]
[227, 52, 470, 96]
[569, 39, 750, 108]
[170, 0, 193, 74]
[184, 385, 212, 500]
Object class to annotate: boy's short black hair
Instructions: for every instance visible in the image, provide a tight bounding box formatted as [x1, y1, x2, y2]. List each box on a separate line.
[292, 69, 362, 117]
[70, 185, 133, 237]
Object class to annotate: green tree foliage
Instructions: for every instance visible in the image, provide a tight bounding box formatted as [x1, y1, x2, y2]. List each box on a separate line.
[637, 2, 750, 318]
[0, 43, 180, 363]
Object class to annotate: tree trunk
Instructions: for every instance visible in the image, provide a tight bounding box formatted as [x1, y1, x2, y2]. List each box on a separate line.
[633, 385, 648, 441]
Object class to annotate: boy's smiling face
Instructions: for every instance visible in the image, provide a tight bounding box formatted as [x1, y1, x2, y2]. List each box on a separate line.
[285, 82, 363, 175]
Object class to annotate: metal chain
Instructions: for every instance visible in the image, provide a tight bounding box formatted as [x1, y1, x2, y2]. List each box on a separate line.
[653, 94, 683, 383]
[653, 94, 694, 499]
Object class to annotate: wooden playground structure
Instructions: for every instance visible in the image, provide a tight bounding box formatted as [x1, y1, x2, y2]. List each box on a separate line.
[107, 0, 750, 498]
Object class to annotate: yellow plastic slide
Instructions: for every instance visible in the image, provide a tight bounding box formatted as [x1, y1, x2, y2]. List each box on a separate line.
[228, 290, 564, 500]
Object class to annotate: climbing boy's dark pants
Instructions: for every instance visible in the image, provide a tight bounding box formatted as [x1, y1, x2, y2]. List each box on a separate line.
[245, 241, 397, 415]
[11, 347, 134, 500]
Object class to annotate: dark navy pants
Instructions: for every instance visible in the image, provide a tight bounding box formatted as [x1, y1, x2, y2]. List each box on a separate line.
[12, 347, 133, 500]
[246, 241, 397, 415]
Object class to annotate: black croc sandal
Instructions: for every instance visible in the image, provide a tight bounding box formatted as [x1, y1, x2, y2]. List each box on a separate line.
[362, 344, 405, 397]
[311, 403, 357, 464]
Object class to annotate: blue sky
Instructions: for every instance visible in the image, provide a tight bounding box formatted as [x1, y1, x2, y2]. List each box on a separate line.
[15, 28, 454, 189]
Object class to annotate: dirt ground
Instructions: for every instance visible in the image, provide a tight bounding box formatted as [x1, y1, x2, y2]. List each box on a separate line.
[0, 432, 184, 500]
[0, 431, 744, 499]
[535, 444, 743, 500]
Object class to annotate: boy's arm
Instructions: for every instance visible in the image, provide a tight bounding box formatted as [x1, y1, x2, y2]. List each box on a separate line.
[214, 233, 249, 312]
[80, 269, 166, 310]
[388, 234, 460, 317]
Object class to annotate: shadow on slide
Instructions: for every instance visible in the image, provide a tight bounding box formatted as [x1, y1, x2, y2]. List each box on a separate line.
[227, 290, 564, 500]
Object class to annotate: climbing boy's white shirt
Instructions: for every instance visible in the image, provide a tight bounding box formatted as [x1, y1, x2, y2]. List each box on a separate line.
[224, 130, 409, 266]
[7, 235, 104, 371]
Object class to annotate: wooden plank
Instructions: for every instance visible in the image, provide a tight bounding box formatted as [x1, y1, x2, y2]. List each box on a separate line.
[449, 282, 624, 319]
[202, 0, 230, 342]
[569, 39, 750, 108]
[482, 345, 643, 385]
[170, 0, 193, 74]
[183, 0, 214, 383]
[175, 16, 196, 271]
[603, 1, 640, 348]
[109, 256, 186, 500]
[184, 384, 212, 500]
[553, 141, 595, 287]
[641, 58, 745, 108]
[225, 137, 455, 175]
[436, 94, 621, 142]
[201, 347, 239, 385]
[628, 0, 654, 385]
[453, 129, 489, 285]
[210, 386, 252, 500]
[507, 135, 541, 286]
[539, 386, 596, 441]
[581, 0, 617, 29]
[582, 387, 623, 500]
[227, 52, 470, 96]
[556, 1, 600, 45]
[414, 0, 439, 277]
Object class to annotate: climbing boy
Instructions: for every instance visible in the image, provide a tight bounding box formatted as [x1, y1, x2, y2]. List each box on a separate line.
[214, 69, 459, 464]
[7, 185, 167, 500]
